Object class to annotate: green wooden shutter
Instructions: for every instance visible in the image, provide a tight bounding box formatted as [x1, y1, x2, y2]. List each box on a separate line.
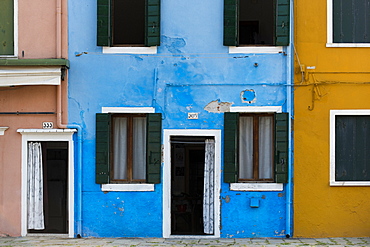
[96, 113, 111, 184]
[275, 113, 289, 183]
[97, 0, 111, 46]
[224, 112, 239, 183]
[224, 0, 239, 46]
[0, 0, 14, 55]
[275, 0, 290, 46]
[145, 0, 160, 46]
[146, 113, 162, 183]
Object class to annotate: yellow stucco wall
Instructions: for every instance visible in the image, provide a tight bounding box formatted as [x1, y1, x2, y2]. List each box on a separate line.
[294, 0, 370, 238]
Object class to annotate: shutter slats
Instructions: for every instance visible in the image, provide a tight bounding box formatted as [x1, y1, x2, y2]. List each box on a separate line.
[0, 0, 14, 55]
[97, 0, 111, 46]
[275, 113, 289, 183]
[145, 0, 160, 46]
[224, 0, 239, 46]
[146, 113, 162, 183]
[96, 113, 111, 184]
[224, 112, 239, 183]
[276, 0, 290, 46]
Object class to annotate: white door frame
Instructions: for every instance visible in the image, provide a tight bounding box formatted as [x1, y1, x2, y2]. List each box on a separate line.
[163, 129, 221, 238]
[18, 129, 76, 238]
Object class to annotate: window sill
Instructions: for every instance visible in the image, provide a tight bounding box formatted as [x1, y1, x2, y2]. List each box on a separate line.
[102, 46, 157, 54]
[230, 183, 283, 191]
[229, 46, 283, 54]
[101, 183, 155, 192]
[326, 43, 370, 48]
[330, 181, 370, 186]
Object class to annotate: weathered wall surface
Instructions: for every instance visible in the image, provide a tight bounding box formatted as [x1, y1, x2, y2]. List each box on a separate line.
[294, 0, 370, 237]
[68, 0, 292, 238]
[0, 0, 68, 236]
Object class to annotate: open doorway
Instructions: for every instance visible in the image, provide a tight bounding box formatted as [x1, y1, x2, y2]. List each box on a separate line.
[170, 136, 214, 235]
[28, 141, 68, 234]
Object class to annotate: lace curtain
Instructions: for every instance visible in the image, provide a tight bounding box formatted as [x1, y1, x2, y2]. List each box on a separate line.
[27, 142, 44, 230]
[203, 139, 215, 234]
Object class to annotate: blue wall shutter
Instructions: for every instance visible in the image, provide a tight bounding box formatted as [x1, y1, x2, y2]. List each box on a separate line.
[97, 0, 111, 46]
[276, 0, 290, 46]
[224, 112, 239, 183]
[0, 0, 14, 55]
[224, 0, 239, 46]
[275, 113, 289, 183]
[96, 113, 111, 184]
[146, 113, 162, 183]
[145, 0, 160, 46]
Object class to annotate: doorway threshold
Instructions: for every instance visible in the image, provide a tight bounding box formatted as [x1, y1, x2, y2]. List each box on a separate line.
[169, 235, 217, 239]
[26, 233, 69, 238]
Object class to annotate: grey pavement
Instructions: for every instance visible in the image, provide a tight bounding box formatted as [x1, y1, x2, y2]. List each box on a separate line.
[0, 236, 370, 246]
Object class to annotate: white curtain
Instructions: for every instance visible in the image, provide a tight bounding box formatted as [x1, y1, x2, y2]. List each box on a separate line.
[27, 142, 44, 230]
[239, 116, 253, 179]
[113, 117, 128, 179]
[259, 116, 273, 179]
[113, 117, 146, 180]
[203, 139, 215, 234]
[132, 117, 146, 180]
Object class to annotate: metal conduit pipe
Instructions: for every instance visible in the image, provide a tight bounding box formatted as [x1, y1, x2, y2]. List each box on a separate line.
[0, 112, 55, 114]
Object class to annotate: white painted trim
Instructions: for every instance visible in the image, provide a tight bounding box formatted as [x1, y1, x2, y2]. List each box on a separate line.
[101, 107, 155, 113]
[0, 67, 62, 87]
[230, 106, 282, 113]
[0, 127, 9, 135]
[163, 129, 221, 238]
[101, 184, 155, 192]
[103, 46, 157, 54]
[230, 183, 283, 191]
[330, 110, 370, 186]
[326, 0, 370, 47]
[229, 46, 283, 54]
[18, 129, 76, 238]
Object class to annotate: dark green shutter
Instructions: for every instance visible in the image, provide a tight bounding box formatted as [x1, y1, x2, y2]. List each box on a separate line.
[145, 0, 160, 46]
[97, 0, 111, 46]
[96, 113, 111, 184]
[224, 112, 239, 183]
[224, 0, 239, 46]
[146, 113, 162, 183]
[275, 113, 289, 183]
[0, 0, 14, 55]
[275, 0, 290, 46]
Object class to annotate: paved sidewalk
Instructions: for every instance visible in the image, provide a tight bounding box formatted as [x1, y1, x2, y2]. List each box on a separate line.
[0, 236, 370, 247]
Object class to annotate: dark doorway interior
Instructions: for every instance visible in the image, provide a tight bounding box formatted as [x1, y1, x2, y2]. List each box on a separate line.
[170, 136, 210, 235]
[29, 141, 68, 234]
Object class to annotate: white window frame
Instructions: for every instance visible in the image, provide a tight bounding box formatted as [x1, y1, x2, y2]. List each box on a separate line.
[229, 106, 284, 191]
[103, 46, 157, 54]
[326, 0, 370, 47]
[18, 129, 76, 238]
[229, 46, 283, 54]
[330, 110, 370, 186]
[0, 0, 18, 58]
[100, 106, 155, 192]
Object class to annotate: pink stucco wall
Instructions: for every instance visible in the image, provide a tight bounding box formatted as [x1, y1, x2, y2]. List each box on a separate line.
[0, 0, 68, 236]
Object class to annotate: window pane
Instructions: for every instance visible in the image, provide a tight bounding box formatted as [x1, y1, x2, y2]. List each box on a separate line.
[333, 0, 370, 43]
[239, 116, 253, 179]
[239, 0, 274, 45]
[132, 117, 146, 180]
[335, 116, 370, 181]
[259, 116, 273, 179]
[113, 117, 127, 180]
[112, 0, 145, 45]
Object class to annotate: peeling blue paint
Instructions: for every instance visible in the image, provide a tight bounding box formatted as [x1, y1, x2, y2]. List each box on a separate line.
[68, 0, 293, 238]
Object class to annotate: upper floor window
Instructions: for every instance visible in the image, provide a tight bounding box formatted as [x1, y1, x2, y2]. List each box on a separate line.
[224, 0, 290, 47]
[223, 112, 289, 183]
[0, 0, 14, 56]
[327, 0, 370, 47]
[330, 110, 370, 186]
[97, 0, 160, 47]
[96, 113, 162, 184]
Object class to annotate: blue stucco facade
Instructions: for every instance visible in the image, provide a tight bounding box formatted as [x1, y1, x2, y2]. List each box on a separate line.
[68, 0, 293, 238]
